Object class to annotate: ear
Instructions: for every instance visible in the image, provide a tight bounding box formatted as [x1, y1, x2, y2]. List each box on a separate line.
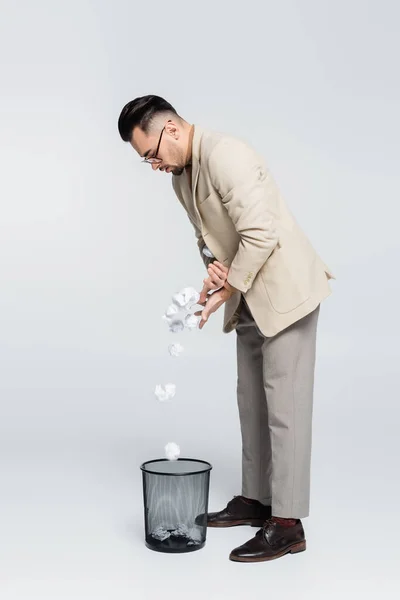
[165, 120, 180, 140]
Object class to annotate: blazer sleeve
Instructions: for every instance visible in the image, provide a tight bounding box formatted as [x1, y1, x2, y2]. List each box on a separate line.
[189, 212, 213, 269]
[207, 139, 279, 293]
[171, 179, 212, 269]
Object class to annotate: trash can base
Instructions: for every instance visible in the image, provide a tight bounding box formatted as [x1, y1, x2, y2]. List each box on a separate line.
[145, 537, 206, 553]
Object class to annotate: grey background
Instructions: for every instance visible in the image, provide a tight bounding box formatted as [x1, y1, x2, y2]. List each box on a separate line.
[0, 0, 399, 597]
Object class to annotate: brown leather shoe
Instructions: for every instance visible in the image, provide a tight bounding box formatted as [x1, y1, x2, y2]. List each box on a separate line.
[195, 495, 271, 528]
[229, 518, 306, 562]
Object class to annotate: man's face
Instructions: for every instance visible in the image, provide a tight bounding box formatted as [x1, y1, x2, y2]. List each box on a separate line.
[130, 120, 187, 176]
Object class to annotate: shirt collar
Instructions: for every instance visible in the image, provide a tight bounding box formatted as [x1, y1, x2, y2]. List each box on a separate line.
[185, 124, 195, 167]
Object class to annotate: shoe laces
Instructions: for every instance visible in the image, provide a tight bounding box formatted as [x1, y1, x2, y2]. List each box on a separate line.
[226, 495, 241, 510]
[262, 518, 275, 532]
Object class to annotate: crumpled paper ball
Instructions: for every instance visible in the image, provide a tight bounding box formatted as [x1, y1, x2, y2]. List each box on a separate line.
[185, 313, 201, 329]
[168, 343, 184, 357]
[162, 286, 201, 331]
[172, 287, 200, 310]
[165, 442, 180, 461]
[165, 303, 179, 318]
[152, 526, 171, 541]
[168, 319, 185, 333]
[155, 383, 176, 402]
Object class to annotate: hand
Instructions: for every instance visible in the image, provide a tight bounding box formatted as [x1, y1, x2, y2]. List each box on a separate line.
[195, 286, 234, 329]
[199, 261, 229, 304]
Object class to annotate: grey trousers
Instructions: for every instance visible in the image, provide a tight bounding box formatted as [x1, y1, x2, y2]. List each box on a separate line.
[236, 297, 320, 519]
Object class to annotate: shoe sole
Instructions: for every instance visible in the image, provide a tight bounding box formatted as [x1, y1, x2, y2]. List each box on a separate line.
[207, 519, 266, 528]
[229, 540, 306, 562]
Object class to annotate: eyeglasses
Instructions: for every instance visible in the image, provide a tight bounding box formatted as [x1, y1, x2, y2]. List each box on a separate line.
[142, 120, 171, 164]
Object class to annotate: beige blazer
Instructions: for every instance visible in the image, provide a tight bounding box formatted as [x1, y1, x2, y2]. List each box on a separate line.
[172, 125, 335, 337]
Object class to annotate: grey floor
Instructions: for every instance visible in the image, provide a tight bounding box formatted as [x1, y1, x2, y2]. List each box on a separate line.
[1, 341, 399, 599]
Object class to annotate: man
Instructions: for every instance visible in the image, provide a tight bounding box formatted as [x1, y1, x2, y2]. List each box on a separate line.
[118, 95, 335, 563]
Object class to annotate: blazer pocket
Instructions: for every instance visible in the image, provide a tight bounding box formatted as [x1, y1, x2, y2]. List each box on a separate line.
[198, 193, 234, 234]
[260, 246, 310, 314]
[198, 192, 213, 206]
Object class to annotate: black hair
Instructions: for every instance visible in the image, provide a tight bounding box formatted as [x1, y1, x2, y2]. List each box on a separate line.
[118, 95, 178, 142]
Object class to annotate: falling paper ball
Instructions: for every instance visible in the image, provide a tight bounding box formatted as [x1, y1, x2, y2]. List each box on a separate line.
[172, 292, 187, 308]
[185, 313, 200, 329]
[154, 384, 168, 402]
[183, 288, 200, 309]
[164, 383, 176, 397]
[168, 343, 184, 357]
[165, 442, 181, 461]
[155, 383, 176, 402]
[165, 303, 179, 318]
[172, 287, 200, 310]
[169, 319, 185, 333]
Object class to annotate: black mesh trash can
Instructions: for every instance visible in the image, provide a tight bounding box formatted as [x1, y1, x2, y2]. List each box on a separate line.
[140, 458, 212, 553]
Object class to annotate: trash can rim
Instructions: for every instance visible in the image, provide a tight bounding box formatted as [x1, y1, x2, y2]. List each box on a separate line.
[140, 457, 212, 476]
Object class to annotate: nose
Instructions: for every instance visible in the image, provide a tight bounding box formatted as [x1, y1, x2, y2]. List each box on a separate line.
[151, 163, 159, 171]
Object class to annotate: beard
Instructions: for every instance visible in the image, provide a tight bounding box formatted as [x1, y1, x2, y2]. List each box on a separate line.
[168, 147, 188, 176]
[171, 166, 184, 176]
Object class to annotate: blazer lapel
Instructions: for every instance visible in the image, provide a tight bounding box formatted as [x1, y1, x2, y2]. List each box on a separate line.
[191, 125, 203, 202]
[171, 125, 204, 227]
